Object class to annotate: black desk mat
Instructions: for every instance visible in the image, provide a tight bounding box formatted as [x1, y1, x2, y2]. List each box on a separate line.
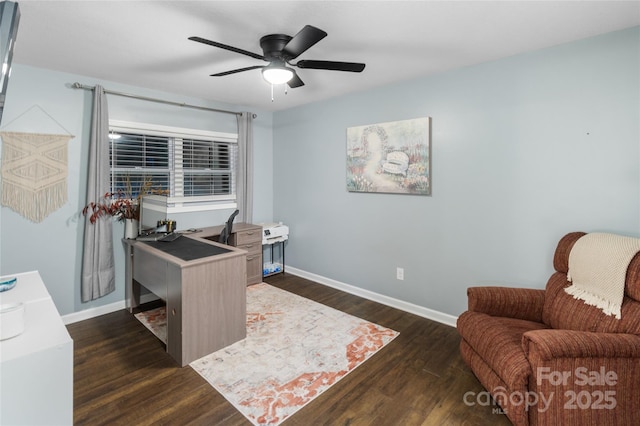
[143, 236, 232, 261]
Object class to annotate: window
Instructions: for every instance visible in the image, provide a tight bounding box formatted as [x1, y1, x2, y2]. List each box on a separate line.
[182, 138, 232, 196]
[109, 120, 238, 211]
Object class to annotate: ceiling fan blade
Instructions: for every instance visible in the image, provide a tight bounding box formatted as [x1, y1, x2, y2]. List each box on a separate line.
[296, 60, 366, 72]
[189, 36, 265, 60]
[282, 25, 327, 59]
[287, 72, 305, 88]
[210, 65, 264, 77]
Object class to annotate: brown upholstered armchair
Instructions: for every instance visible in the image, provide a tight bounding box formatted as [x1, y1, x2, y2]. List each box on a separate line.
[457, 232, 640, 426]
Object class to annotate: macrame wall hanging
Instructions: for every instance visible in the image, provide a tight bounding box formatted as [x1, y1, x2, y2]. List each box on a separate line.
[1, 105, 74, 223]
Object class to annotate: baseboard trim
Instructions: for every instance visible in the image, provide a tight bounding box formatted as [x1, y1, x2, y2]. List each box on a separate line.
[285, 267, 458, 328]
[63, 270, 459, 328]
[62, 293, 159, 325]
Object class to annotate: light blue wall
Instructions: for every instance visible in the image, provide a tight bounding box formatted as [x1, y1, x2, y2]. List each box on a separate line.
[0, 64, 273, 315]
[272, 27, 640, 317]
[2, 27, 638, 320]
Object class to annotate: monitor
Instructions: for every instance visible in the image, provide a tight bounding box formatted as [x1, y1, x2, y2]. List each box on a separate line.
[139, 195, 167, 235]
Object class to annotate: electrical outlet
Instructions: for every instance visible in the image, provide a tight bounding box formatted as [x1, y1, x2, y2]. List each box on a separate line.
[396, 267, 404, 280]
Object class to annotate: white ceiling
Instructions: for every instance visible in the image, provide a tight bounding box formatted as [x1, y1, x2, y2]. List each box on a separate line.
[11, 1, 640, 112]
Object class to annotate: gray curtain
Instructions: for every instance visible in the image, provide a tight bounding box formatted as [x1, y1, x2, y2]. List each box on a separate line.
[236, 112, 254, 223]
[81, 85, 115, 302]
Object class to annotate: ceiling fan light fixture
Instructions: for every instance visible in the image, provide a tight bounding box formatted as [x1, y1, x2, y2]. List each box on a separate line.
[262, 65, 294, 85]
[191, 25, 365, 90]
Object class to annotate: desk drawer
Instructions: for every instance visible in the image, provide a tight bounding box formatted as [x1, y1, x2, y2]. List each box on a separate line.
[246, 251, 262, 285]
[236, 241, 260, 253]
[216, 223, 263, 285]
[234, 228, 261, 246]
[243, 230, 262, 285]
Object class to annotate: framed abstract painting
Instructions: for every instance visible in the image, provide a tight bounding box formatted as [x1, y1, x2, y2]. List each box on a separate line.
[346, 117, 431, 195]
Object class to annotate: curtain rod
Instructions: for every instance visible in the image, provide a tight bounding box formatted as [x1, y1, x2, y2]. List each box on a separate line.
[71, 82, 256, 118]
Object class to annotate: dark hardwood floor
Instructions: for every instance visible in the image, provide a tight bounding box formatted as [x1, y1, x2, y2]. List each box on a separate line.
[67, 273, 511, 425]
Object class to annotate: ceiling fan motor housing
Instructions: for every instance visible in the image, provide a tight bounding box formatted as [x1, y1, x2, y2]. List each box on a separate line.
[260, 34, 293, 61]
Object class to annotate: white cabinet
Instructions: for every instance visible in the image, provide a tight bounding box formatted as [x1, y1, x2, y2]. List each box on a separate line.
[0, 271, 73, 425]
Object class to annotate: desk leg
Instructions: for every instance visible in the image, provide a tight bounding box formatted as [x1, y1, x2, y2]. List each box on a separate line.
[124, 243, 140, 312]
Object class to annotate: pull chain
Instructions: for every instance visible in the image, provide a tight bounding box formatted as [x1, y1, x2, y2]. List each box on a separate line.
[270, 84, 288, 102]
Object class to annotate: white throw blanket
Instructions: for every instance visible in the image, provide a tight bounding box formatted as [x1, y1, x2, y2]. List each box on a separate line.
[566, 232, 640, 320]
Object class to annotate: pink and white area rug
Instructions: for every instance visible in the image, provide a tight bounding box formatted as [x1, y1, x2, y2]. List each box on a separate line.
[135, 283, 399, 426]
[134, 305, 166, 344]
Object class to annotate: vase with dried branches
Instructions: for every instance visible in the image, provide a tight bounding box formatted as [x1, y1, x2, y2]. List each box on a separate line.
[82, 176, 167, 238]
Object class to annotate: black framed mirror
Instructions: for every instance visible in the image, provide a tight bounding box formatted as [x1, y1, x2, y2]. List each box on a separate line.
[0, 1, 20, 125]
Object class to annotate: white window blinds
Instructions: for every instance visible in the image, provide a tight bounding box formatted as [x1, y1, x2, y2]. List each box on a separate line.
[108, 121, 237, 206]
[181, 138, 235, 197]
[110, 132, 171, 195]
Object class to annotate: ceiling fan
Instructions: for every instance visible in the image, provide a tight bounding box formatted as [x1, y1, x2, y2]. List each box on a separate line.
[188, 25, 366, 88]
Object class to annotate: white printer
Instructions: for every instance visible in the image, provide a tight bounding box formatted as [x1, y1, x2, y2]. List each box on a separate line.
[260, 222, 289, 245]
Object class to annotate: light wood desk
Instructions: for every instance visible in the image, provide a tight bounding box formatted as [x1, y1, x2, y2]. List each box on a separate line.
[124, 223, 261, 366]
[194, 223, 263, 285]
